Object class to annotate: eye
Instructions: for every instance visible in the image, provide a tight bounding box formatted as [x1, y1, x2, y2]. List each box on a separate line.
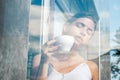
[75, 22, 85, 28]
[87, 28, 94, 35]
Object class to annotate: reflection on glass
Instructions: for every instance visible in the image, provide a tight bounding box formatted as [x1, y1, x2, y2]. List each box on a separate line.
[28, 0, 100, 80]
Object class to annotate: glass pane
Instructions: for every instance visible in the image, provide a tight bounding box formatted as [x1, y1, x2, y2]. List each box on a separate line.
[94, 0, 110, 80]
[27, 0, 41, 80]
[29, 0, 101, 80]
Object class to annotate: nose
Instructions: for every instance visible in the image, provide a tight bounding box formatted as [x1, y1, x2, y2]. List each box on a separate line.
[80, 28, 87, 36]
[80, 32, 85, 36]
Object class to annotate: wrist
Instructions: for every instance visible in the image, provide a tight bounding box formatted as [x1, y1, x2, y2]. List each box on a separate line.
[41, 54, 48, 63]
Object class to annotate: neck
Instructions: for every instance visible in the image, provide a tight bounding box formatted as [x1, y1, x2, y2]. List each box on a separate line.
[49, 50, 85, 65]
[50, 50, 79, 61]
[49, 51, 86, 74]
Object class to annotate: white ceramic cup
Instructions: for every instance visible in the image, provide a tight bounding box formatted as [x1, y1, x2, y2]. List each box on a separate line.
[55, 35, 74, 54]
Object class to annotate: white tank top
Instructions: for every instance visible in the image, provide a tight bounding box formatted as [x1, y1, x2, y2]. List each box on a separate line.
[48, 63, 92, 80]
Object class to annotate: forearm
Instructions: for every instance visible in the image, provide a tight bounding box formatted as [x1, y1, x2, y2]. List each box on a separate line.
[36, 54, 49, 80]
[38, 77, 48, 80]
[37, 68, 48, 80]
[37, 62, 48, 78]
[31, 54, 49, 80]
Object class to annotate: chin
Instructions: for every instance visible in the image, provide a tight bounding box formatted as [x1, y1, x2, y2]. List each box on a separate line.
[74, 41, 82, 47]
[73, 42, 85, 50]
[72, 44, 80, 50]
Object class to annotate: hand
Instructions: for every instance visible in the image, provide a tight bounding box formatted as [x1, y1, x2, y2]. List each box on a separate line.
[41, 39, 59, 61]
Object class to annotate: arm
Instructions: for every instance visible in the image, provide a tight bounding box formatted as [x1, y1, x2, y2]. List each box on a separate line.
[31, 39, 59, 80]
[31, 54, 49, 80]
[87, 61, 99, 80]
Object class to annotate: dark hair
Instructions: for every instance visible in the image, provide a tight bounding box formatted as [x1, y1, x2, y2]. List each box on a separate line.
[67, 12, 99, 30]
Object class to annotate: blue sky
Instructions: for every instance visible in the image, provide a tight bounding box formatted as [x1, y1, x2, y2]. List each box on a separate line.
[110, 0, 120, 47]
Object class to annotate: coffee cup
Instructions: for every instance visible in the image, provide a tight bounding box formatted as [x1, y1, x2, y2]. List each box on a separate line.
[55, 35, 74, 54]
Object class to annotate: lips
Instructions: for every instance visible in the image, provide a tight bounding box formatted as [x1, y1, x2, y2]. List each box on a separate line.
[76, 36, 83, 42]
[74, 36, 83, 45]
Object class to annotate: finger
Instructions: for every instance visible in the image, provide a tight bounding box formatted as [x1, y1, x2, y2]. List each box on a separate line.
[48, 46, 59, 52]
[46, 39, 56, 46]
[42, 46, 58, 53]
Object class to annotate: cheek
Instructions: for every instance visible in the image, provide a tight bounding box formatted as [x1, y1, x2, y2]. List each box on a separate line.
[71, 27, 80, 34]
[70, 29, 78, 35]
[66, 27, 79, 36]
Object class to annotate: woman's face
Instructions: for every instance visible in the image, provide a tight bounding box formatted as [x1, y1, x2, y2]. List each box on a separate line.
[63, 17, 95, 47]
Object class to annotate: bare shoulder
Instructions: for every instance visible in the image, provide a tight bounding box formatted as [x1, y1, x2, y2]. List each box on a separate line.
[86, 61, 99, 80]
[32, 54, 41, 67]
[86, 61, 98, 69]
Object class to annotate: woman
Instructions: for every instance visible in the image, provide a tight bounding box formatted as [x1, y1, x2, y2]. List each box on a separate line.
[31, 13, 99, 80]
